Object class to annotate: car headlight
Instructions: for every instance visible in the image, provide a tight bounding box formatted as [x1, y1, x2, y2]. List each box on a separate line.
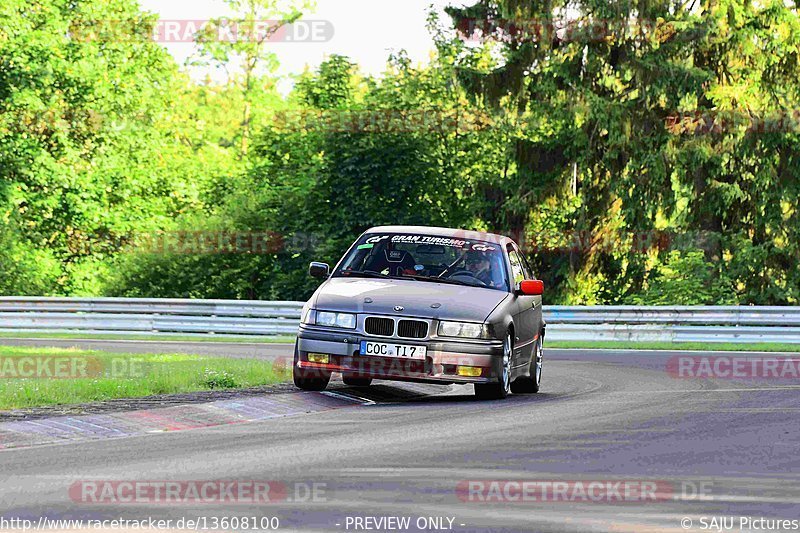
[315, 311, 357, 329]
[438, 321, 490, 339]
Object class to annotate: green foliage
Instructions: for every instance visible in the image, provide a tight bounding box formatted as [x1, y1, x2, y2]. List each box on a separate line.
[0, 222, 60, 295]
[2, 0, 799, 306]
[0, 0, 201, 294]
[200, 369, 239, 389]
[192, 0, 315, 155]
[438, 0, 800, 305]
[628, 251, 736, 305]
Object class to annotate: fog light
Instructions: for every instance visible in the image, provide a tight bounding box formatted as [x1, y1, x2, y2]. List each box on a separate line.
[308, 353, 330, 364]
[457, 366, 483, 377]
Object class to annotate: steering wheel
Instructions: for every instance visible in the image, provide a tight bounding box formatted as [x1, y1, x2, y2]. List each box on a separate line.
[447, 270, 488, 287]
[448, 269, 477, 279]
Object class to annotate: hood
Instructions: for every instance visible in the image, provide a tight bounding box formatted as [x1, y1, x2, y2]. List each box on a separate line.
[310, 277, 509, 322]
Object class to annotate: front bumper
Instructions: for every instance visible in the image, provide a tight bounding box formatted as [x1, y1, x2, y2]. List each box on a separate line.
[296, 325, 504, 385]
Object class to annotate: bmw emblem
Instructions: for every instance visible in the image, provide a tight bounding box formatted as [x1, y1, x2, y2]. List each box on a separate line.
[394, 306, 404, 312]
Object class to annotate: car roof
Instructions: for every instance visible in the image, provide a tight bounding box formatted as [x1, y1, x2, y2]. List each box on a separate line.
[365, 226, 513, 246]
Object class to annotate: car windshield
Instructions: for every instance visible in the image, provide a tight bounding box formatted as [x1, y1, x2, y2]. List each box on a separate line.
[334, 233, 510, 291]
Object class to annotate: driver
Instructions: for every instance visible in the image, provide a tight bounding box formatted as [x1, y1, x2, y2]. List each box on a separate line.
[465, 251, 494, 286]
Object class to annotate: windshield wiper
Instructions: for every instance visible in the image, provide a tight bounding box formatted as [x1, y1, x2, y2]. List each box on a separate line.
[398, 273, 472, 287]
[344, 271, 476, 288]
[340, 270, 392, 279]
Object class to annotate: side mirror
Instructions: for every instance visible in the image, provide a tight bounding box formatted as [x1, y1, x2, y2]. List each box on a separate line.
[309, 262, 330, 279]
[518, 280, 544, 296]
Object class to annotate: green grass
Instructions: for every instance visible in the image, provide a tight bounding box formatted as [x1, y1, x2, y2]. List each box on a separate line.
[0, 332, 296, 344]
[0, 346, 291, 410]
[547, 341, 800, 352]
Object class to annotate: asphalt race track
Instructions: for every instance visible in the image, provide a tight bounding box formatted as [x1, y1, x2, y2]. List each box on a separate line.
[1, 339, 798, 532]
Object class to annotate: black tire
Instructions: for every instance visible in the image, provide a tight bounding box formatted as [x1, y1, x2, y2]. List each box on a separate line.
[474, 333, 513, 400]
[292, 343, 331, 391]
[511, 335, 543, 394]
[342, 375, 373, 387]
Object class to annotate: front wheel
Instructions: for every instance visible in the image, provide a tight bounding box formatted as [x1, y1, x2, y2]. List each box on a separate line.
[474, 333, 513, 400]
[511, 336, 543, 394]
[292, 344, 331, 391]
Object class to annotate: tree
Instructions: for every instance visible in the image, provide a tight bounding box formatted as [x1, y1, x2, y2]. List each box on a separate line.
[441, 0, 800, 304]
[0, 0, 189, 295]
[193, 0, 315, 156]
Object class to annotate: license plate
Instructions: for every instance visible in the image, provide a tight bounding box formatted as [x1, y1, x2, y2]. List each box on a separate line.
[360, 341, 427, 360]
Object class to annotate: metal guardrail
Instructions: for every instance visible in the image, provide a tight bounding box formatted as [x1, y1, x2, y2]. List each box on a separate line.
[0, 298, 303, 336]
[0, 297, 798, 343]
[544, 306, 800, 343]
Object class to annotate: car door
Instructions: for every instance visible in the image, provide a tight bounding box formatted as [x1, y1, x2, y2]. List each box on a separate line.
[507, 244, 538, 365]
[519, 251, 544, 345]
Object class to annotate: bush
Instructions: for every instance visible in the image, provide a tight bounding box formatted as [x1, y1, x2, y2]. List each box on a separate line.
[627, 251, 736, 305]
[0, 224, 61, 296]
[200, 369, 239, 390]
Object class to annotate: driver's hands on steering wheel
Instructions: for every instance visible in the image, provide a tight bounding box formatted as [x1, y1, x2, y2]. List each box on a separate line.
[447, 269, 489, 286]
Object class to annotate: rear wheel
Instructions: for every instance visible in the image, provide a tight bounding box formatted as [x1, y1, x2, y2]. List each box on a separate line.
[342, 375, 373, 387]
[292, 344, 331, 391]
[511, 335, 543, 394]
[474, 333, 513, 400]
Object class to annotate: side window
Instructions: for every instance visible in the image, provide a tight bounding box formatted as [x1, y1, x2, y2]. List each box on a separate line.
[520, 253, 534, 280]
[507, 249, 526, 285]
